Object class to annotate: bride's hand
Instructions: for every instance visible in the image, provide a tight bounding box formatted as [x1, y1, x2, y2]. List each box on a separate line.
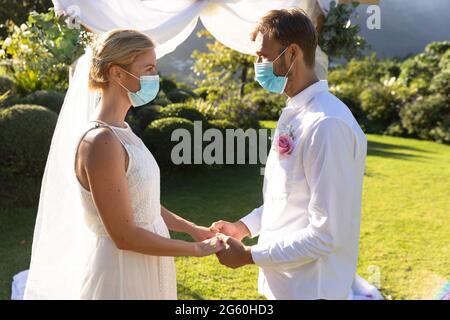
[189, 225, 217, 242]
[193, 236, 225, 257]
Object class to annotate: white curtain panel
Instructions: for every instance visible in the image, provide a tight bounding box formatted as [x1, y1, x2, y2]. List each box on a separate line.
[52, 0, 329, 78]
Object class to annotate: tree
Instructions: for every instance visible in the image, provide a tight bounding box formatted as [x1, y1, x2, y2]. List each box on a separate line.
[192, 30, 255, 99]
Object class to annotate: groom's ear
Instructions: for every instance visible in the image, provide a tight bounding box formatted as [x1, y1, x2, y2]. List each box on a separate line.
[290, 44, 303, 66]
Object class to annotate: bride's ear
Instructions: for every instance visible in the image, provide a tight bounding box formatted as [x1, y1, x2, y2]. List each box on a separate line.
[108, 64, 123, 82]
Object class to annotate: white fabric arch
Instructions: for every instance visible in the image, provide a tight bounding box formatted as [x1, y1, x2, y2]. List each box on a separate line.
[53, 0, 329, 78]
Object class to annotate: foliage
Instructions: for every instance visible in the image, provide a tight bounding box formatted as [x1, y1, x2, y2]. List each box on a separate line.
[192, 30, 255, 99]
[0, 0, 53, 37]
[0, 76, 16, 95]
[142, 117, 195, 170]
[329, 42, 450, 143]
[126, 104, 162, 137]
[0, 104, 57, 177]
[216, 97, 260, 130]
[398, 41, 450, 95]
[166, 88, 197, 103]
[360, 83, 401, 133]
[0, 9, 90, 93]
[208, 119, 238, 131]
[244, 89, 285, 120]
[400, 94, 450, 144]
[319, 1, 367, 61]
[160, 103, 207, 123]
[1, 90, 66, 113]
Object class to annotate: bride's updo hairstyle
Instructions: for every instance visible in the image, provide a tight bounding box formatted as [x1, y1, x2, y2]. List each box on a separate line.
[88, 29, 155, 90]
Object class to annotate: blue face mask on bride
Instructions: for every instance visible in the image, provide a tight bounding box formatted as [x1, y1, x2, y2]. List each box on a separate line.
[117, 69, 160, 107]
[254, 46, 295, 94]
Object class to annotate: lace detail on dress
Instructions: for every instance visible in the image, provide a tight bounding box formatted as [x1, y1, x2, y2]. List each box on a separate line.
[75, 120, 162, 236]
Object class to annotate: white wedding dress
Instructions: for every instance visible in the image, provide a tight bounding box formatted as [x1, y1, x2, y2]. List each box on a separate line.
[74, 119, 177, 299]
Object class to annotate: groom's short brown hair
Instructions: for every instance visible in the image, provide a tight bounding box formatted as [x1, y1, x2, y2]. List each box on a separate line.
[251, 8, 318, 68]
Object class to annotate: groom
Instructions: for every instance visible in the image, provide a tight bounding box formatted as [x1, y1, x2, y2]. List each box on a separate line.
[211, 8, 367, 300]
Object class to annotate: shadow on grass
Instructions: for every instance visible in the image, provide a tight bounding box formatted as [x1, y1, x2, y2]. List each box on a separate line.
[177, 283, 205, 300]
[367, 140, 431, 161]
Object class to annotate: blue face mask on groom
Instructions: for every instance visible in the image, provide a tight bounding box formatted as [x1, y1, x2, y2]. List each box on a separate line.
[254, 46, 296, 94]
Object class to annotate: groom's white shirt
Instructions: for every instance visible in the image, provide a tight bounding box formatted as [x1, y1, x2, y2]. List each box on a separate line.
[241, 80, 367, 300]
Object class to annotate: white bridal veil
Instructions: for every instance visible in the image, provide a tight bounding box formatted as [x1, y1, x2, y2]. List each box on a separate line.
[24, 48, 100, 298]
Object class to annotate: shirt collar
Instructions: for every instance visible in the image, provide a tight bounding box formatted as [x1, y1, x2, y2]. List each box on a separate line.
[286, 80, 329, 111]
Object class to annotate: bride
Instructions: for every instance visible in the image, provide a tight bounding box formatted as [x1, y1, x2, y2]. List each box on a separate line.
[24, 29, 224, 300]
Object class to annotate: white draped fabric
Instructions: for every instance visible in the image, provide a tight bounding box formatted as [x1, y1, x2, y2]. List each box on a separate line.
[53, 0, 329, 78]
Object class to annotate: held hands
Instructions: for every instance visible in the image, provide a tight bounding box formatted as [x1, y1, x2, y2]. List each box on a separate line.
[209, 220, 254, 268]
[209, 220, 250, 241]
[193, 236, 225, 257]
[190, 220, 254, 268]
[215, 234, 254, 269]
[189, 224, 225, 257]
[192, 233, 254, 268]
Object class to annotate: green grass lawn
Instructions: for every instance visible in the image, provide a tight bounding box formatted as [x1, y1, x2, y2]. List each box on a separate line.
[1, 121, 449, 300]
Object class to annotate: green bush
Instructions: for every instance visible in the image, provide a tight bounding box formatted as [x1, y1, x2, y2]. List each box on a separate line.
[330, 83, 365, 123]
[125, 105, 162, 136]
[0, 90, 66, 113]
[166, 88, 197, 103]
[208, 119, 238, 131]
[21, 90, 65, 113]
[197, 86, 224, 103]
[400, 94, 450, 144]
[328, 55, 402, 127]
[0, 91, 10, 108]
[245, 90, 285, 120]
[190, 99, 217, 121]
[152, 91, 171, 107]
[328, 42, 449, 143]
[329, 54, 400, 86]
[137, 104, 161, 123]
[0, 104, 57, 177]
[439, 50, 450, 71]
[160, 77, 178, 94]
[142, 117, 194, 170]
[0, 76, 16, 95]
[215, 97, 259, 130]
[193, 87, 209, 100]
[360, 84, 400, 133]
[160, 103, 207, 123]
[430, 68, 450, 98]
[398, 41, 450, 95]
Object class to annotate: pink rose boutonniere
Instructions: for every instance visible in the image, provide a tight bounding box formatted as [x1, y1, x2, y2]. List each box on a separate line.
[275, 125, 295, 156]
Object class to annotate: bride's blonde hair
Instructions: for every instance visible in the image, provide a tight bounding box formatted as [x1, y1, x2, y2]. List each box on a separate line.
[88, 29, 155, 90]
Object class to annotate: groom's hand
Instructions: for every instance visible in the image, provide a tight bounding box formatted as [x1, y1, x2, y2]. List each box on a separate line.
[215, 234, 254, 269]
[210, 220, 250, 241]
